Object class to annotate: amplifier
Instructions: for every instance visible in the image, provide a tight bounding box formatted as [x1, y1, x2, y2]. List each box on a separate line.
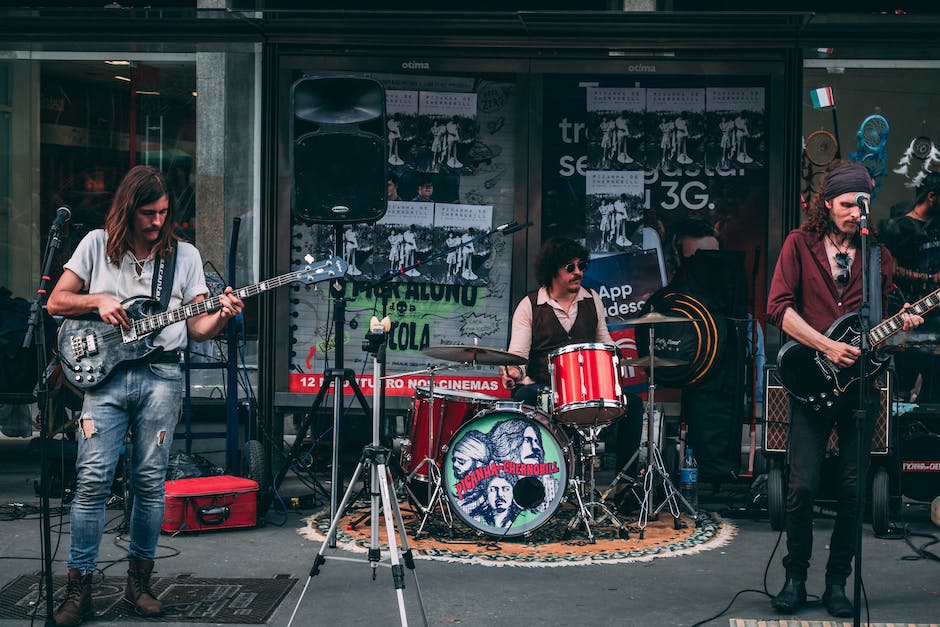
[763, 366, 891, 456]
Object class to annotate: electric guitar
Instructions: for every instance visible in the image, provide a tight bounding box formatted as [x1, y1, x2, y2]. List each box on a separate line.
[777, 285, 940, 410]
[57, 255, 345, 391]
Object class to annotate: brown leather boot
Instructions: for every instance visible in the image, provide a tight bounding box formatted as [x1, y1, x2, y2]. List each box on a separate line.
[124, 558, 164, 616]
[52, 568, 94, 626]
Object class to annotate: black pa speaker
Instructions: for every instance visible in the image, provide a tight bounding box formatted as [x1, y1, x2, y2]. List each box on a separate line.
[290, 76, 387, 224]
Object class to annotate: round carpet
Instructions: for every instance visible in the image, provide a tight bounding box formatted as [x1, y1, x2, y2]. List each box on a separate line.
[299, 503, 736, 567]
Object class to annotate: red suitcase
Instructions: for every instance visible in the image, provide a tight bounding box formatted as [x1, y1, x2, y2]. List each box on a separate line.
[162, 475, 259, 533]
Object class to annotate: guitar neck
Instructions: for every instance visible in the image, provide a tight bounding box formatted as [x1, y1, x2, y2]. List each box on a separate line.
[869, 286, 940, 348]
[132, 271, 301, 336]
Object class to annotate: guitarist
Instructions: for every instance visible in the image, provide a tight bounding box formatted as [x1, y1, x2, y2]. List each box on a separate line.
[46, 165, 244, 625]
[766, 161, 922, 617]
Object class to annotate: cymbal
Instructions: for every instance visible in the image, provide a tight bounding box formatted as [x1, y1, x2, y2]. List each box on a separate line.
[621, 311, 696, 325]
[622, 355, 689, 368]
[421, 345, 527, 366]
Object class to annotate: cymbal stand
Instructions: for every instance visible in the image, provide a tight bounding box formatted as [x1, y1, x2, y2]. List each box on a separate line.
[636, 323, 696, 536]
[404, 364, 454, 539]
[564, 423, 629, 542]
[287, 327, 428, 627]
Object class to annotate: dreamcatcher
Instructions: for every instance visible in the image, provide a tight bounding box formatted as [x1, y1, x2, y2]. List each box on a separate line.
[801, 130, 838, 204]
[893, 121, 940, 186]
[849, 113, 890, 194]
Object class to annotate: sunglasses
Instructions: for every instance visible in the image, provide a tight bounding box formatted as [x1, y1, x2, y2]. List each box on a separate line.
[835, 252, 851, 286]
[562, 260, 589, 273]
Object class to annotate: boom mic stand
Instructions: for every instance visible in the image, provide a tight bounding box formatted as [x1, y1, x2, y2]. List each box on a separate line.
[271, 223, 370, 547]
[286, 322, 428, 627]
[851, 197, 875, 627]
[22, 207, 71, 626]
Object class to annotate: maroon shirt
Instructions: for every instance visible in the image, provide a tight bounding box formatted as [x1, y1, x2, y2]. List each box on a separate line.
[767, 228, 897, 334]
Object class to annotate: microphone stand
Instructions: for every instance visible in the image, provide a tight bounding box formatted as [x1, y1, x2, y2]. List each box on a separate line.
[852, 203, 873, 627]
[22, 220, 68, 626]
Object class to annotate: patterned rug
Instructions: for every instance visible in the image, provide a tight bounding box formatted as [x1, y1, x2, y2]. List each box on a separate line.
[299, 503, 736, 567]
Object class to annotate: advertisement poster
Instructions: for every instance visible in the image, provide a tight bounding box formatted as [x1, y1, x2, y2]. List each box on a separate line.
[541, 73, 768, 318]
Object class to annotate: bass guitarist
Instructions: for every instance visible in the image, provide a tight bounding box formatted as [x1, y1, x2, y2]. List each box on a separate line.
[766, 160, 922, 617]
[46, 165, 243, 626]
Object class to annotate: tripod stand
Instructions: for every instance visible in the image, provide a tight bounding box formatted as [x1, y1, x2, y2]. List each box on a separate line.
[287, 324, 428, 627]
[271, 224, 369, 547]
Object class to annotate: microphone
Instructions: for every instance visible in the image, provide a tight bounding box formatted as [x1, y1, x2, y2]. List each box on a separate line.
[50, 206, 71, 232]
[495, 221, 518, 232]
[500, 221, 533, 235]
[854, 192, 871, 215]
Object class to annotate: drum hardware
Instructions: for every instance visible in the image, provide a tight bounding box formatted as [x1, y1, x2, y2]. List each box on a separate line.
[421, 344, 527, 366]
[622, 355, 689, 369]
[620, 311, 697, 325]
[563, 424, 629, 543]
[402, 364, 461, 539]
[631, 314, 700, 535]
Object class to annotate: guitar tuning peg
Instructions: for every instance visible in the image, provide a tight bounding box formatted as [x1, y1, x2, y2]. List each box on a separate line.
[304, 254, 314, 264]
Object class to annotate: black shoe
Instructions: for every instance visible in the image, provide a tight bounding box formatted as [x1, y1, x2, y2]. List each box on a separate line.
[771, 578, 807, 614]
[822, 584, 853, 618]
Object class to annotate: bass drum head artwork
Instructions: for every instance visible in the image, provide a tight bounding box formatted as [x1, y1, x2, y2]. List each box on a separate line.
[442, 408, 570, 538]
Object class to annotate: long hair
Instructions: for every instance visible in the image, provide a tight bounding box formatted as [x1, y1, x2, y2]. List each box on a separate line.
[104, 165, 178, 264]
[534, 238, 589, 288]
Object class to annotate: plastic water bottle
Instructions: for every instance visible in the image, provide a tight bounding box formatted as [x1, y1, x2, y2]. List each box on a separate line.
[679, 447, 699, 513]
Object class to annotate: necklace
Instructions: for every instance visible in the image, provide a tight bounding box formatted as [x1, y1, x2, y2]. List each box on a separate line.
[827, 234, 853, 286]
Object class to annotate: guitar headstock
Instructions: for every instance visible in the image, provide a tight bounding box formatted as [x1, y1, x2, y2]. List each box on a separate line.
[298, 255, 347, 285]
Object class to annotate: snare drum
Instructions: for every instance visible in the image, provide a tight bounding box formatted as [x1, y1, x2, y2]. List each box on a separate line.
[548, 342, 625, 426]
[442, 405, 572, 538]
[400, 386, 498, 481]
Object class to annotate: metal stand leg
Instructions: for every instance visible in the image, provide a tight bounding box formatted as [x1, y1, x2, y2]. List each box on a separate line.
[287, 446, 428, 627]
[564, 425, 629, 542]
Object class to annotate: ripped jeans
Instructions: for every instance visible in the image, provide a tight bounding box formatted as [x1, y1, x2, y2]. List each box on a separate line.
[68, 362, 182, 574]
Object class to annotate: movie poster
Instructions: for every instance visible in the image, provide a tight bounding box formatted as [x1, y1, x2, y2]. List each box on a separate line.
[705, 87, 766, 172]
[585, 170, 645, 254]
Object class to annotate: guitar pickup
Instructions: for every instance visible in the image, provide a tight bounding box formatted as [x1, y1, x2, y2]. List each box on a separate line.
[70, 333, 98, 359]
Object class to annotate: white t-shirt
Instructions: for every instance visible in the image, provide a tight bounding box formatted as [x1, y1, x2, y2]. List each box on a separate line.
[63, 229, 209, 351]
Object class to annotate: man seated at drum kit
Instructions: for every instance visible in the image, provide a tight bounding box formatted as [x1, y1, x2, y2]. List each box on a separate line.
[500, 237, 644, 509]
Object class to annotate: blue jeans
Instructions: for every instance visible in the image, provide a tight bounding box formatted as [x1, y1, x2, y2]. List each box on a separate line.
[68, 362, 182, 574]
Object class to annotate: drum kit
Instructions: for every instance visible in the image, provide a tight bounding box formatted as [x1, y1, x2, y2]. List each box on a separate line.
[396, 310, 700, 542]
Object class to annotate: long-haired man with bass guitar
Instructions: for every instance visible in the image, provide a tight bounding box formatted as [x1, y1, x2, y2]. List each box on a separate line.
[46, 165, 244, 625]
[766, 161, 923, 617]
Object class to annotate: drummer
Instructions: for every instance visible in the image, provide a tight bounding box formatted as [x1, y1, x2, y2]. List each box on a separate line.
[500, 237, 644, 507]
[500, 237, 611, 404]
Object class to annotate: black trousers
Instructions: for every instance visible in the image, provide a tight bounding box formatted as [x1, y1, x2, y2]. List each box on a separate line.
[783, 393, 876, 584]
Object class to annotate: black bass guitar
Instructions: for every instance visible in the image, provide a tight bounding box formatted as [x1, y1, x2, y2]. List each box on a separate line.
[777, 286, 940, 409]
[57, 255, 345, 391]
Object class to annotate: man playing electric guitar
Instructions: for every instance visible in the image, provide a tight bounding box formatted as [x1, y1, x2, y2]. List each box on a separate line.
[47, 165, 244, 626]
[766, 160, 923, 617]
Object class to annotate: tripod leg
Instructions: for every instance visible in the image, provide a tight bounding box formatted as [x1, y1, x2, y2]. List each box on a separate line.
[384, 466, 429, 627]
[286, 458, 367, 627]
[376, 462, 411, 627]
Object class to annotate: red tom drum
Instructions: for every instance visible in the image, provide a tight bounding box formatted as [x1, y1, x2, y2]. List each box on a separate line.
[548, 342, 625, 426]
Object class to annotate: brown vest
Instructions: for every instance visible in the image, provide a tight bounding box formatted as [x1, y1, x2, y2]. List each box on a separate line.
[527, 291, 598, 386]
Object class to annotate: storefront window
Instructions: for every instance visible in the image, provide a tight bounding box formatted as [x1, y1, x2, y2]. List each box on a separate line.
[0, 44, 261, 395]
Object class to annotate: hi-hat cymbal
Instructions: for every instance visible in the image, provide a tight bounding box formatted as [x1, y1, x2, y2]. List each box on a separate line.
[621, 311, 696, 325]
[622, 355, 689, 368]
[421, 345, 527, 366]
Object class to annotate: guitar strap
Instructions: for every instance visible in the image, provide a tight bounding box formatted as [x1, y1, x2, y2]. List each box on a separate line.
[867, 244, 882, 326]
[151, 245, 178, 311]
